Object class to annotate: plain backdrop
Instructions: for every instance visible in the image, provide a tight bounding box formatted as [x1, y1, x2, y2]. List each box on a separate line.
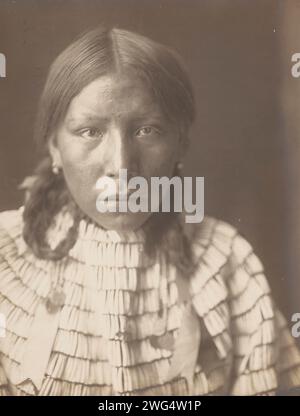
[0, 0, 296, 319]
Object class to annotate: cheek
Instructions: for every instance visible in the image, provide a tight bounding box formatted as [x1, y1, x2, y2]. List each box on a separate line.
[58, 133, 104, 176]
[57, 140, 102, 203]
[59, 138, 90, 171]
[140, 141, 179, 178]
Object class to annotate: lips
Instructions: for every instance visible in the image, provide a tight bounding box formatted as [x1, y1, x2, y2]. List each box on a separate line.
[98, 191, 149, 202]
[107, 194, 129, 201]
[99, 191, 135, 201]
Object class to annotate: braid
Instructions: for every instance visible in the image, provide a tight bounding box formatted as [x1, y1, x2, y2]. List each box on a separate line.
[143, 166, 197, 278]
[143, 210, 196, 276]
[22, 156, 82, 260]
[162, 215, 196, 276]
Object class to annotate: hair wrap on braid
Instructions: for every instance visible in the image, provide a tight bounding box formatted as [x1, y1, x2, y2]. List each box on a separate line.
[22, 156, 82, 260]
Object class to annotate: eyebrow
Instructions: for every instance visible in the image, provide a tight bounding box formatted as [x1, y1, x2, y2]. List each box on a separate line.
[65, 114, 109, 127]
[66, 112, 165, 125]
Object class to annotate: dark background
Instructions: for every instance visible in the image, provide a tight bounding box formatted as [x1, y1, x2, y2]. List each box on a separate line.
[0, 0, 297, 319]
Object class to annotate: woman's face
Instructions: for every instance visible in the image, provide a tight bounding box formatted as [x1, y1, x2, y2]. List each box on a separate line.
[50, 73, 185, 231]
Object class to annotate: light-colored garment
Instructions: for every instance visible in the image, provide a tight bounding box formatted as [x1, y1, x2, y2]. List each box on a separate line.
[0, 207, 299, 396]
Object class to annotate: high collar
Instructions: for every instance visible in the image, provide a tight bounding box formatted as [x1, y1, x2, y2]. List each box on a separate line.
[45, 206, 153, 268]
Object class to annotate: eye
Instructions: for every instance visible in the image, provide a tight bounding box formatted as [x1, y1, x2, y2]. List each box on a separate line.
[79, 128, 104, 140]
[136, 126, 160, 138]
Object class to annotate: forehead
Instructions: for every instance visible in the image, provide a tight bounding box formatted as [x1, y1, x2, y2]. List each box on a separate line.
[65, 74, 162, 120]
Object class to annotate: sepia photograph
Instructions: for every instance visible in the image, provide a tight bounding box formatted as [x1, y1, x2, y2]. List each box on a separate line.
[1, 0, 300, 401]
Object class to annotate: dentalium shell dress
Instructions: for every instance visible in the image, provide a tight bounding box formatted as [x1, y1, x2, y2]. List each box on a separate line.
[0, 206, 300, 396]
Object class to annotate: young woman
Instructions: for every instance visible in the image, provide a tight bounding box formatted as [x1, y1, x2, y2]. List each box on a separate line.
[0, 25, 299, 396]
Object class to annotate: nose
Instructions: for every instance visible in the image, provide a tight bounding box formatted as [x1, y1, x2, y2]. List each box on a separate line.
[104, 127, 138, 178]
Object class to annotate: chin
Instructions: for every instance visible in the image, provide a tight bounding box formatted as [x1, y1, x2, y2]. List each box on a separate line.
[90, 211, 152, 232]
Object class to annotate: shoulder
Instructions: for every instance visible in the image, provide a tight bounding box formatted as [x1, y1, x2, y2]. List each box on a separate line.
[0, 207, 51, 337]
[185, 215, 255, 260]
[0, 207, 24, 229]
[0, 207, 26, 257]
[183, 216, 275, 360]
[0, 207, 29, 292]
[0, 206, 46, 300]
[184, 215, 268, 294]
[0, 207, 24, 230]
[184, 215, 272, 318]
[184, 217, 300, 395]
[188, 218, 300, 395]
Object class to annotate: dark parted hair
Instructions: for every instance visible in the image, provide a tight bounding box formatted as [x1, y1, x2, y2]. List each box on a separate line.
[22, 25, 197, 272]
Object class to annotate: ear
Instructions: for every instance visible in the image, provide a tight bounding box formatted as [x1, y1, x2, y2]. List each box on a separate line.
[48, 134, 62, 167]
[178, 137, 189, 159]
[177, 125, 190, 160]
